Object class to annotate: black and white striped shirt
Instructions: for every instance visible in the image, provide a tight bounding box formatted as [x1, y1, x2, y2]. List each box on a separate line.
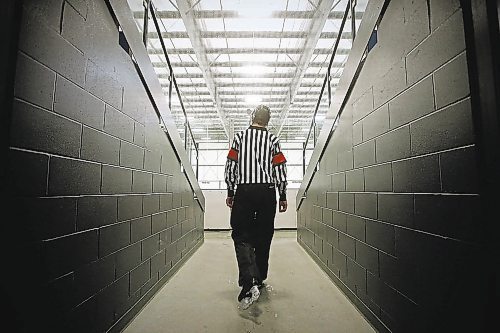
[225, 126, 287, 200]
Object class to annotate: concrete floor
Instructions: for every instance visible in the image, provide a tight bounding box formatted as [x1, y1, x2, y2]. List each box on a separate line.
[122, 231, 376, 333]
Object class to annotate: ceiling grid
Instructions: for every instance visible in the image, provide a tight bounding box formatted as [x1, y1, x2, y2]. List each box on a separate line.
[129, 0, 367, 142]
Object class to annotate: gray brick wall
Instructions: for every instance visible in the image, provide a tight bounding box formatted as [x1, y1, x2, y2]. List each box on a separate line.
[6, 1, 204, 332]
[298, 1, 484, 332]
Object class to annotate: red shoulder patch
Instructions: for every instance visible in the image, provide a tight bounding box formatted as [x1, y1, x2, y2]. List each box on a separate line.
[227, 148, 238, 161]
[272, 152, 286, 166]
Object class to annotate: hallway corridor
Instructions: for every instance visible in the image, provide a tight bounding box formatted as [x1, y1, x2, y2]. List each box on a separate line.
[123, 231, 375, 333]
[3, 0, 498, 332]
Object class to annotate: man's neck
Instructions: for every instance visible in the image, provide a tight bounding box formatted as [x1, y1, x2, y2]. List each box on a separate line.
[251, 123, 266, 128]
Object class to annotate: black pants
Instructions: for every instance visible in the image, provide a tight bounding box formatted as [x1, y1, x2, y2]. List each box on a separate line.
[230, 184, 277, 290]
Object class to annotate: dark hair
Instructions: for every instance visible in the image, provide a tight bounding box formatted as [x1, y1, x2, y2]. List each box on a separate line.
[252, 105, 271, 126]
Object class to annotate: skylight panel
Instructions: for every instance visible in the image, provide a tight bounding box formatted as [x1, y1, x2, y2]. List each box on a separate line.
[182, 86, 206, 92]
[222, 0, 285, 15]
[159, 18, 185, 32]
[151, 0, 178, 11]
[126, 0, 143, 11]
[202, 18, 226, 31]
[315, 38, 335, 49]
[154, 67, 169, 75]
[337, 38, 353, 49]
[172, 38, 193, 48]
[215, 77, 235, 84]
[226, 38, 251, 48]
[282, 18, 310, 32]
[214, 67, 232, 74]
[148, 54, 165, 63]
[223, 18, 285, 31]
[198, 0, 221, 10]
[272, 77, 293, 84]
[311, 54, 328, 63]
[172, 66, 186, 74]
[184, 67, 203, 74]
[231, 77, 276, 84]
[247, 38, 283, 48]
[204, 38, 228, 48]
[282, 37, 305, 49]
[188, 78, 207, 84]
[273, 67, 294, 73]
[229, 54, 278, 62]
[287, 0, 309, 11]
[178, 54, 197, 62]
[231, 65, 276, 74]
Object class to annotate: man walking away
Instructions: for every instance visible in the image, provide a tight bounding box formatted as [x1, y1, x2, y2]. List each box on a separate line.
[224, 105, 288, 309]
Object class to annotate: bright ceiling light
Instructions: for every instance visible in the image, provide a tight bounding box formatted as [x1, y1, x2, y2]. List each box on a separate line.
[245, 95, 262, 105]
[294, 136, 306, 141]
[191, 128, 204, 132]
[238, 65, 268, 75]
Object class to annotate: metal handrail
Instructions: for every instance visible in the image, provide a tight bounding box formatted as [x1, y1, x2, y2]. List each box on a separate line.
[109, 0, 205, 209]
[297, 0, 387, 210]
[146, 0, 199, 177]
[302, 0, 355, 175]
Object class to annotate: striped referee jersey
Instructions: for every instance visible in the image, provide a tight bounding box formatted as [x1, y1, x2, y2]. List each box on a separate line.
[224, 125, 288, 200]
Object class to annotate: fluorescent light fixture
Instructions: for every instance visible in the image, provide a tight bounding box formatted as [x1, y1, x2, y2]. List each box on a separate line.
[315, 114, 325, 121]
[294, 136, 306, 141]
[191, 128, 204, 132]
[245, 95, 262, 105]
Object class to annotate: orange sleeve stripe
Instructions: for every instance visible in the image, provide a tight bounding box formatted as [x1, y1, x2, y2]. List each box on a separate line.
[227, 148, 238, 161]
[272, 152, 286, 165]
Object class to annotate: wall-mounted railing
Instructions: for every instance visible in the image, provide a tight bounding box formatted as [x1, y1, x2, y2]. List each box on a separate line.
[297, 0, 387, 210]
[302, 0, 356, 176]
[109, 0, 205, 209]
[140, 0, 199, 179]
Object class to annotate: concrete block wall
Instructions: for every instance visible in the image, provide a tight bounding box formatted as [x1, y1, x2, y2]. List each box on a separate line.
[297, 0, 487, 332]
[5, 0, 204, 332]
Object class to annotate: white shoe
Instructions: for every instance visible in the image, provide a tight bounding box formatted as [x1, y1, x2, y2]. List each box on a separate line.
[239, 285, 260, 310]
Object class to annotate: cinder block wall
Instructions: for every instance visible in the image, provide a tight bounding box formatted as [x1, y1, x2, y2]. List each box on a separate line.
[297, 1, 487, 332]
[5, 0, 204, 332]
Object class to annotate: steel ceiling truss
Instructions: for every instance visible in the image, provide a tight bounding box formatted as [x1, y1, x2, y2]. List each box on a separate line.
[174, 0, 230, 138]
[136, 0, 365, 142]
[133, 9, 362, 19]
[275, 0, 335, 136]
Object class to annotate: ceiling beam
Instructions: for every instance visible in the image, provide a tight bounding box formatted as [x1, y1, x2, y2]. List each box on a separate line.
[276, 0, 335, 136]
[159, 72, 341, 79]
[178, 90, 324, 96]
[133, 10, 362, 19]
[148, 47, 349, 55]
[219, 97, 320, 103]
[153, 61, 345, 68]
[174, 0, 230, 139]
[171, 103, 321, 109]
[175, 82, 328, 88]
[147, 31, 353, 39]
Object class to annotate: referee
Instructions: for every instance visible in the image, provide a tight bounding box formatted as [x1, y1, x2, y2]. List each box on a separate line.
[224, 105, 288, 309]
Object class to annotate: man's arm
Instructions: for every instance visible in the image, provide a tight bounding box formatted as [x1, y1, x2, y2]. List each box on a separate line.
[224, 135, 239, 208]
[272, 140, 288, 212]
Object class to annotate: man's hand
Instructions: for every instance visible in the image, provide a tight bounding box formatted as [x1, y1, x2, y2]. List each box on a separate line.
[279, 200, 287, 212]
[226, 197, 234, 208]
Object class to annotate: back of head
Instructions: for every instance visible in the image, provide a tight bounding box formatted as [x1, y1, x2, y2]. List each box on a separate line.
[252, 105, 271, 126]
